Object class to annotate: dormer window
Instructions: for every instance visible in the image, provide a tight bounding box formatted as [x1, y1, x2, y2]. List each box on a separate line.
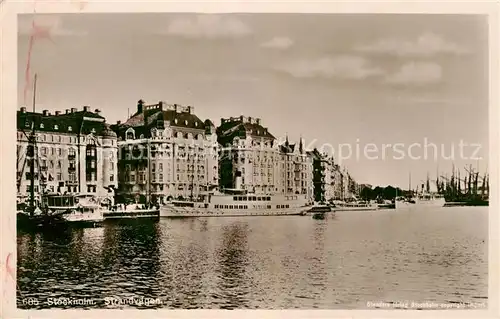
[54, 125, 59, 130]
[177, 132, 182, 138]
[195, 122, 198, 127]
[140, 134, 144, 139]
[68, 126, 72, 132]
[174, 119, 178, 124]
[125, 128, 135, 140]
[40, 123, 44, 129]
[184, 120, 188, 125]
[91, 128, 96, 133]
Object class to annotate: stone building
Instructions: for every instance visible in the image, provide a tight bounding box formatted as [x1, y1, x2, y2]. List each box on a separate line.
[111, 100, 218, 204]
[16, 106, 118, 204]
[217, 116, 313, 201]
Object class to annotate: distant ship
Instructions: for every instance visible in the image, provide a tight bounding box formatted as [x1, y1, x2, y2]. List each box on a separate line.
[395, 193, 445, 209]
[395, 172, 445, 210]
[160, 176, 311, 217]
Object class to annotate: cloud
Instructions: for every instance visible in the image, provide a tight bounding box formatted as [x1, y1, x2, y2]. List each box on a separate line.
[277, 56, 384, 80]
[385, 62, 442, 85]
[356, 32, 469, 57]
[260, 37, 294, 49]
[165, 15, 252, 39]
[18, 15, 88, 36]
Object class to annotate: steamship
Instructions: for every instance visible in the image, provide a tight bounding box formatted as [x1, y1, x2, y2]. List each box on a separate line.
[160, 175, 311, 217]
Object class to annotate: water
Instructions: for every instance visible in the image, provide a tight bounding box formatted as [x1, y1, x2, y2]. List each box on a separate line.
[17, 207, 488, 309]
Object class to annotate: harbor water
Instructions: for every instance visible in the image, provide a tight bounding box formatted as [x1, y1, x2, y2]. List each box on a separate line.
[17, 207, 488, 309]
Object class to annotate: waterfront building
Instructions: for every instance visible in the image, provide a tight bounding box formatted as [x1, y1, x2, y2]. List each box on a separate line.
[111, 100, 218, 204]
[307, 148, 327, 202]
[279, 137, 314, 200]
[216, 116, 313, 201]
[306, 149, 358, 202]
[16, 106, 118, 205]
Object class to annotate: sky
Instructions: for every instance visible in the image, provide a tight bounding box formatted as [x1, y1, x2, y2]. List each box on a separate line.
[17, 13, 489, 189]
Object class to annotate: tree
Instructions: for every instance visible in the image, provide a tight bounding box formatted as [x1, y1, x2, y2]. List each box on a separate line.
[360, 186, 373, 201]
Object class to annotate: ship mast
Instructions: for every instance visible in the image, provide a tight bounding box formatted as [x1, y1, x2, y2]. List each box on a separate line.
[29, 73, 38, 215]
[408, 171, 412, 198]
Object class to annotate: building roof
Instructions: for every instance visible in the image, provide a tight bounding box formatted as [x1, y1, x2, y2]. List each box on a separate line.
[216, 116, 275, 146]
[111, 100, 213, 140]
[17, 107, 111, 137]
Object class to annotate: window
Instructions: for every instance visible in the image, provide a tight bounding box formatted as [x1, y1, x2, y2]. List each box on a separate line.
[152, 163, 156, 172]
[126, 128, 135, 140]
[68, 126, 72, 132]
[90, 161, 95, 169]
[40, 124, 44, 129]
[41, 147, 47, 155]
[159, 163, 163, 171]
[58, 148, 62, 156]
[159, 174, 163, 182]
[57, 173, 62, 181]
[54, 125, 58, 130]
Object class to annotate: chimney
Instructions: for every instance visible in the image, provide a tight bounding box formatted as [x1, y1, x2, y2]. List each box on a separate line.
[187, 106, 191, 114]
[71, 108, 77, 113]
[83, 106, 90, 112]
[95, 109, 101, 115]
[221, 118, 225, 125]
[65, 109, 70, 114]
[158, 101, 163, 110]
[20, 107, 27, 113]
[256, 118, 261, 125]
[42, 110, 49, 116]
[55, 111, 61, 116]
[174, 104, 178, 113]
[248, 117, 253, 124]
[239, 115, 244, 121]
[137, 99, 144, 114]
[117, 120, 121, 125]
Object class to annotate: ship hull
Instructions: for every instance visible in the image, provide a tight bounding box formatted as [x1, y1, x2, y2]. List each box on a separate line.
[395, 197, 445, 210]
[334, 205, 379, 212]
[103, 209, 159, 219]
[160, 205, 307, 218]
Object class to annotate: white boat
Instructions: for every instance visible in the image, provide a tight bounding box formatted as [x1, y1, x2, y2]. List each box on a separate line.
[102, 203, 159, 219]
[43, 194, 104, 224]
[395, 193, 445, 210]
[332, 200, 379, 212]
[160, 189, 310, 218]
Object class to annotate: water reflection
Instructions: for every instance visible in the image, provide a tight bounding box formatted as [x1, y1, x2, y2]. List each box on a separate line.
[214, 222, 251, 309]
[17, 207, 489, 309]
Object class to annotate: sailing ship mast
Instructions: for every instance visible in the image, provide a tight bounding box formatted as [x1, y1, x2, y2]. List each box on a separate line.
[28, 74, 39, 215]
[408, 172, 412, 198]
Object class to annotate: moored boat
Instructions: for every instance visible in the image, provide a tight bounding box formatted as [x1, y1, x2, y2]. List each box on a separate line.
[332, 200, 379, 212]
[160, 188, 310, 218]
[102, 203, 160, 219]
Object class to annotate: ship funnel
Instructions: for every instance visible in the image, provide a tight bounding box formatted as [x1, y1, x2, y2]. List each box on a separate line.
[235, 170, 243, 190]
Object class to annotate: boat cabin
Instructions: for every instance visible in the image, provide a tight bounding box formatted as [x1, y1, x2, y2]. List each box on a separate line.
[43, 194, 77, 208]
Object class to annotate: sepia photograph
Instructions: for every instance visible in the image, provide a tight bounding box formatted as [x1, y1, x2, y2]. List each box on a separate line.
[1, 2, 496, 315]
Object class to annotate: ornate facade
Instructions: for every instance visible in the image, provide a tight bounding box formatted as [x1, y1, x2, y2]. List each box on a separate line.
[217, 116, 313, 201]
[112, 100, 218, 203]
[16, 106, 118, 204]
